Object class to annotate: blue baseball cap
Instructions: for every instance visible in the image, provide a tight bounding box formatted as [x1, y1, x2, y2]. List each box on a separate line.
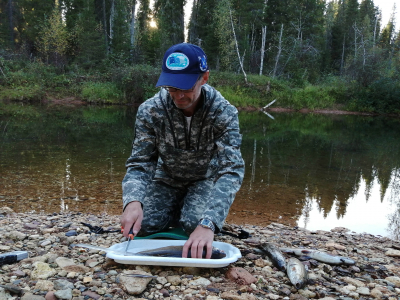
[156, 43, 208, 90]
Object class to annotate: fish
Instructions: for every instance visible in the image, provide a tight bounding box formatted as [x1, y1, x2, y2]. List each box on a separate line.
[280, 248, 355, 265]
[259, 242, 286, 271]
[286, 257, 308, 289]
[135, 246, 226, 259]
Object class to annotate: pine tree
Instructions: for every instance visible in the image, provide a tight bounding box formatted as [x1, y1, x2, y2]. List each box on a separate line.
[154, 0, 185, 53]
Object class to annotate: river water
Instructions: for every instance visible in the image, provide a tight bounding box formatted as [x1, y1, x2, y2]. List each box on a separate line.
[1, 103, 399, 240]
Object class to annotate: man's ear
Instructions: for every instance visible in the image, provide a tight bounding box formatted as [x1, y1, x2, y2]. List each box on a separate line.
[201, 71, 210, 85]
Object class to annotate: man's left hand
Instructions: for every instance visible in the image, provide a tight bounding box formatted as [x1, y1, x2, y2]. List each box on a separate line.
[182, 225, 214, 259]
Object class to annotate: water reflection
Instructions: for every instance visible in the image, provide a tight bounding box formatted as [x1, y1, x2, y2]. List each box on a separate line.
[0, 104, 399, 240]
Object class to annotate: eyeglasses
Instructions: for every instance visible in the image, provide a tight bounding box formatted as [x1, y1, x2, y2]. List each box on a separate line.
[165, 86, 195, 93]
[165, 74, 203, 93]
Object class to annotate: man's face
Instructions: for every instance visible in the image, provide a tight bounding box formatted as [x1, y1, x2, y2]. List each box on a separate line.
[167, 71, 209, 116]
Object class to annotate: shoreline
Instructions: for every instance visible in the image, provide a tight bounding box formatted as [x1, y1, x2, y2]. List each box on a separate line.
[1, 208, 400, 300]
[3, 98, 400, 118]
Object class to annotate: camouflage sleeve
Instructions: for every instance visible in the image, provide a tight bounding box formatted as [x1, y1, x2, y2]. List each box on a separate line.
[201, 106, 245, 231]
[122, 103, 158, 210]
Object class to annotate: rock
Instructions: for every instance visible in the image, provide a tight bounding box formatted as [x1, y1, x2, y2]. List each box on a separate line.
[356, 286, 370, 295]
[298, 289, 316, 298]
[385, 249, 400, 257]
[0, 207, 13, 215]
[63, 264, 89, 273]
[370, 288, 383, 298]
[160, 288, 170, 297]
[54, 289, 73, 300]
[45, 291, 57, 300]
[8, 230, 27, 241]
[31, 262, 57, 280]
[343, 277, 366, 287]
[0, 245, 11, 251]
[85, 259, 99, 268]
[35, 280, 55, 291]
[21, 293, 46, 300]
[55, 257, 75, 268]
[326, 240, 346, 250]
[65, 230, 77, 236]
[119, 270, 153, 295]
[225, 267, 257, 285]
[220, 291, 256, 300]
[167, 275, 182, 285]
[81, 291, 101, 299]
[54, 279, 74, 290]
[0, 288, 12, 299]
[189, 277, 211, 286]
[385, 276, 400, 287]
[331, 227, 350, 233]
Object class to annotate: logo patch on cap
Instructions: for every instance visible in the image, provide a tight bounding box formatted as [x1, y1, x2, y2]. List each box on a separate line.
[166, 53, 189, 70]
[199, 55, 207, 71]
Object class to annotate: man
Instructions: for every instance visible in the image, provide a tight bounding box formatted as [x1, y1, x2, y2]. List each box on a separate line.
[121, 43, 244, 259]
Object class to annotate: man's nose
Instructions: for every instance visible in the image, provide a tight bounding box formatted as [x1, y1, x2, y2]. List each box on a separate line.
[176, 91, 185, 98]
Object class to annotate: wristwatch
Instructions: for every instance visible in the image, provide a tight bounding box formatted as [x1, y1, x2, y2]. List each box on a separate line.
[199, 218, 215, 232]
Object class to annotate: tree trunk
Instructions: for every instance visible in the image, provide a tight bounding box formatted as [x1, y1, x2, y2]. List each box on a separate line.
[273, 24, 283, 78]
[259, 26, 266, 75]
[8, 0, 14, 47]
[102, 0, 109, 55]
[340, 34, 345, 74]
[109, 0, 115, 52]
[130, 0, 136, 56]
[229, 7, 247, 83]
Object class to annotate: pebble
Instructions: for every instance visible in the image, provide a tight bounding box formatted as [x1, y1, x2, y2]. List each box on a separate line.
[0, 210, 399, 300]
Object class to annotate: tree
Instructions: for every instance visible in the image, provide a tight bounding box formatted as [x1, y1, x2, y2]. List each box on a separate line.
[154, 0, 185, 53]
[36, 1, 69, 66]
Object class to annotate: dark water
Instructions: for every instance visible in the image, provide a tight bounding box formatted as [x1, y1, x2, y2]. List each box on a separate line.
[1, 103, 399, 240]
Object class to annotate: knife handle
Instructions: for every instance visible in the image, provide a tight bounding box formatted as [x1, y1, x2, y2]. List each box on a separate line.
[121, 226, 135, 240]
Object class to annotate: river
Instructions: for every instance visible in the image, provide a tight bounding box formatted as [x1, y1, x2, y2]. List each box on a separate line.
[1, 102, 399, 240]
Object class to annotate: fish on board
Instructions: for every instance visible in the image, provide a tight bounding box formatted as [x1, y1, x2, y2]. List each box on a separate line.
[286, 257, 308, 289]
[280, 248, 355, 265]
[135, 246, 226, 259]
[258, 242, 286, 271]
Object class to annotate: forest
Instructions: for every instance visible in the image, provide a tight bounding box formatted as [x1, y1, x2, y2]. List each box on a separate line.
[0, 0, 399, 113]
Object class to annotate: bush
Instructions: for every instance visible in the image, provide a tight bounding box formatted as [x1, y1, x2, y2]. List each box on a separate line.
[81, 82, 123, 103]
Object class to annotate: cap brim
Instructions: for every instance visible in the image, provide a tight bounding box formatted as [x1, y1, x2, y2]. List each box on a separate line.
[156, 72, 199, 90]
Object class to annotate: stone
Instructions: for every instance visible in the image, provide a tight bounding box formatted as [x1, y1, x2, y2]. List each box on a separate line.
[54, 289, 73, 300]
[119, 270, 153, 295]
[55, 257, 76, 268]
[35, 280, 54, 291]
[31, 262, 57, 280]
[189, 277, 211, 286]
[220, 291, 256, 300]
[21, 293, 46, 300]
[0, 207, 13, 215]
[54, 279, 74, 290]
[370, 288, 383, 298]
[343, 277, 366, 287]
[225, 267, 257, 285]
[81, 291, 101, 299]
[63, 264, 89, 273]
[8, 230, 27, 241]
[167, 275, 182, 285]
[356, 287, 370, 295]
[45, 291, 57, 300]
[385, 276, 400, 287]
[385, 249, 400, 257]
[298, 289, 316, 298]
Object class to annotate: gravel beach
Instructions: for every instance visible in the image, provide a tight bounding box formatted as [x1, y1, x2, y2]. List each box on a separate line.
[0, 207, 399, 300]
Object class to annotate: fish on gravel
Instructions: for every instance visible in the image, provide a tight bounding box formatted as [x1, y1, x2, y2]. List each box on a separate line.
[280, 247, 355, 265]
[135, 246, 226, 259]
[286, 257, 308, 289]
[259, 242, 286, 271]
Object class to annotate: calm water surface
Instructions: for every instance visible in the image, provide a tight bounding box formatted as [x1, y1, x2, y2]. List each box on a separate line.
[1, 103, 399, 240]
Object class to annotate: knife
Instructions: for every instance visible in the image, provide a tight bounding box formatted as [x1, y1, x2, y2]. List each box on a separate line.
[75, 243, 136, 256]
[123, 226, 135, 256]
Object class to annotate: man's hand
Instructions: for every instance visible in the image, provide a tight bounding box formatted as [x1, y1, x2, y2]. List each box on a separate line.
[182, 225, 214, 259]
[120, 201, 143, 238]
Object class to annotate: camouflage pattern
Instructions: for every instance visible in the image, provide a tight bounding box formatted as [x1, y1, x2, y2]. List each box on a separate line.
[122, 84, 244, 234]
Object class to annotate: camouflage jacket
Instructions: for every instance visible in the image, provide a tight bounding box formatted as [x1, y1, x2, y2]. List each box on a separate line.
[122, 84, 245, 230]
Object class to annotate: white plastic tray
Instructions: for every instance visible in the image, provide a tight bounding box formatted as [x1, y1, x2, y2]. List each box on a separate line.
[106, 240, 241, 268]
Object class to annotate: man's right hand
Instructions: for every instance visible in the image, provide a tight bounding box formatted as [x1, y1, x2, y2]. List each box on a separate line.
[120, 201, 143, 238]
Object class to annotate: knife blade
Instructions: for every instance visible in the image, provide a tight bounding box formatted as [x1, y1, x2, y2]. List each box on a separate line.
[124, 227, 135, 256]
[75, 243, 136, 256]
